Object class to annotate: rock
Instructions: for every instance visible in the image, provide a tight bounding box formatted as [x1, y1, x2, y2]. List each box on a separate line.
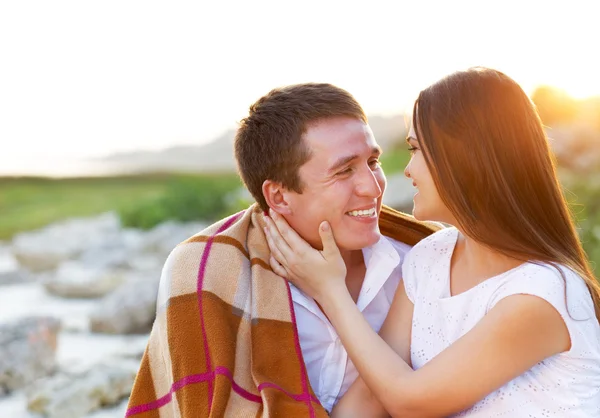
[90, 272, 160, 334]
[383, 173, 415, 213]
[26, 358, 138, 418]
[0, 269, 29, 286]
[141, 220, 205, 256]
[0, 246, 27, 285]
[85, 398, 129, 418]
[43, 262, 126, 299]
[0, 317, 61, 395]
[76, 228, 147, 270]
[12, 213, 121, 272]
[11, 214, 204, 273]
[76, 247, 130, 271]
[125, 253, 163, 273]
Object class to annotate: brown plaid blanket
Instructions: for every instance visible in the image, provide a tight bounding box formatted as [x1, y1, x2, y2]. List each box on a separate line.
[125, 204, 438, 417]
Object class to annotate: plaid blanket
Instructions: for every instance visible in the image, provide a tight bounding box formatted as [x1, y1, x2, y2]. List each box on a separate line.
[125, 204, 439, 417]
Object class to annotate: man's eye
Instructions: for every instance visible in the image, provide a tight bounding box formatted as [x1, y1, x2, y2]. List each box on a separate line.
[337, 167, 353, 175]
[369, 159, 381, 168]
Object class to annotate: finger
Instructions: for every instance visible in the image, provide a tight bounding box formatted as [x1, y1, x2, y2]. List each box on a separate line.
[318, 221, 341, 260]
[269, 254, 288, 278]
[269, 209, 314, 254]
[264, 214, 296, 261]
[264, 226, 290, 266]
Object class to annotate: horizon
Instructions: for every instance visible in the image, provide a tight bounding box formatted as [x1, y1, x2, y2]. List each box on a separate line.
[1, 0, 599, 176]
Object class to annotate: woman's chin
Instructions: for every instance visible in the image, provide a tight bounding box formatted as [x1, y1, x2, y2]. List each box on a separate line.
[412, 205, 428, 222]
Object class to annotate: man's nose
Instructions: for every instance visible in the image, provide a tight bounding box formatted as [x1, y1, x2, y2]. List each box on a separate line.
[356, 168, 382, 197]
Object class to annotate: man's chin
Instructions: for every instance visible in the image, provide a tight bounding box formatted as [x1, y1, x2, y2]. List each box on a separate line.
[337, 231, 381, 251]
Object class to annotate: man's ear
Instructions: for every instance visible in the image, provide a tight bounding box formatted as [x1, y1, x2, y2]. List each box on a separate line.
[262, 179, 293, 216]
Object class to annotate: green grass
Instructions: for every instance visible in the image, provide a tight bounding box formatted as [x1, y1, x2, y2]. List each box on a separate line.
[381, 146, 411, 175]
[0, 173, 241, 240]
[0, 147, 411, 241]
[118, 173, 245, 230]
[561, 172, 600, 274]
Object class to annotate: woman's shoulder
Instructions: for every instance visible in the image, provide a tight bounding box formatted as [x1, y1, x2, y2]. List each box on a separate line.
[402, 226, 456, 279]
[401, 226, 456, 302]
[491, 262, 596, 322]
[406, 225, 457, 258]
[514, 262, 589, 293]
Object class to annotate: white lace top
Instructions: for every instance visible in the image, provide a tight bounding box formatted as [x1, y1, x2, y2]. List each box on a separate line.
[403, 227, 600, 417]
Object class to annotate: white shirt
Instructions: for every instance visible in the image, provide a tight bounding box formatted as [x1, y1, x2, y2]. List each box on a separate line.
[403, 227, 600, 417]
[291, 235, 411, 412]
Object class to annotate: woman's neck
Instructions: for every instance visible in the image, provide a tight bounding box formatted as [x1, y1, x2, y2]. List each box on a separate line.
[450, 228, 523, 295]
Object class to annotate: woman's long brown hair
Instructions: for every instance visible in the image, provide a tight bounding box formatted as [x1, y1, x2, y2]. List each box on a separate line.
[413, 67, 600, 321]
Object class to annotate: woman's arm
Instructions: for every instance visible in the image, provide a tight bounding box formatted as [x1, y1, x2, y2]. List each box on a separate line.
[264, 213, 571, 417]
[331, 377, 387, 418]
[322, 290, 569, 417]
[331, 280, 415, 417]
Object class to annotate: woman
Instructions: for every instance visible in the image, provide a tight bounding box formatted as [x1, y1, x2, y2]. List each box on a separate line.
[264, 67, 600, 417]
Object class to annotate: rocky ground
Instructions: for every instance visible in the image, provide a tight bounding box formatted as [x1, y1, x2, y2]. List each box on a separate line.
[0, 213, 205, 418]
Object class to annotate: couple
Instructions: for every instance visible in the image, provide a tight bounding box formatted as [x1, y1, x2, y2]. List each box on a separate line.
[127, 68, 600, 417]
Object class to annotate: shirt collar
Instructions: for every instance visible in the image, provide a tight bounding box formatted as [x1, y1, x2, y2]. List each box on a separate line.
[290, 234, 402, 313]
[356, 235, 401, 310]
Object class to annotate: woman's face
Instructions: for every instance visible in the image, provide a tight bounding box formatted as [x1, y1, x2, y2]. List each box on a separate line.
[404, 123, 455, 224]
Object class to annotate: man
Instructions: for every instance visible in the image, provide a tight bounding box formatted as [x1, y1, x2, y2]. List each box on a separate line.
[126, 83, 437, 417]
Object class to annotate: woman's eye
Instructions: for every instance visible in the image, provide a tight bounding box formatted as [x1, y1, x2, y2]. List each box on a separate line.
[408, 146, 419, 153]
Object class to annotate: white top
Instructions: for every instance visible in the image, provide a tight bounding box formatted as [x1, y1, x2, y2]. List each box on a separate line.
[291, 235, 411, 412]
[403, 227, 600, 417]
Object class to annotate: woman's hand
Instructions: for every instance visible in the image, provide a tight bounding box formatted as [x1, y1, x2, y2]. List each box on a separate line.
[264, 209, 347, 303]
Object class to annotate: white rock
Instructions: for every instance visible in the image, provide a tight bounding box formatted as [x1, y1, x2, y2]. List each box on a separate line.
[0, 245, 27, 285]
[142, 220, 205, 256]
[12, 213, 121, 272]
[26, 359, 139, 418]
[43, 262, 125, 299]
[0, 317, 61, 395]
[90, 272, 160, 334]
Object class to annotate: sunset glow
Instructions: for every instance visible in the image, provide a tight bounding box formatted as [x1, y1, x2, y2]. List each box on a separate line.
[0, 0, 598, 176]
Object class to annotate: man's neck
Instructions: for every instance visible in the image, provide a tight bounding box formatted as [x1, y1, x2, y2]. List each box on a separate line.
[340, 249, 366, 303]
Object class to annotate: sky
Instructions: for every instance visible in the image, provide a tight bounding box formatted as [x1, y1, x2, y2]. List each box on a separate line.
[1, 0, 599, 176]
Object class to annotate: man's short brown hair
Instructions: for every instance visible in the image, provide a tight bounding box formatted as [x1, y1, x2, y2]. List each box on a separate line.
[234, 83, 367, 211]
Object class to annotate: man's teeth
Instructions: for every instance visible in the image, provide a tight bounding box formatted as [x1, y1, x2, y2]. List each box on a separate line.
[347, 208, 377, 217]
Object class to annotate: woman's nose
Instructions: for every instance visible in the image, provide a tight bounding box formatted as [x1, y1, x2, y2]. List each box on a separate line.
[404, 162, 411, 179]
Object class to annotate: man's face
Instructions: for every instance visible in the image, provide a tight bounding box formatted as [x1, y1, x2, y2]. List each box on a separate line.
[283, 117, 386, 251]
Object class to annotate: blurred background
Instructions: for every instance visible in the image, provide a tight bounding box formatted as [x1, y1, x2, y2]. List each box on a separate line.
[1, 1, 599, 417]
